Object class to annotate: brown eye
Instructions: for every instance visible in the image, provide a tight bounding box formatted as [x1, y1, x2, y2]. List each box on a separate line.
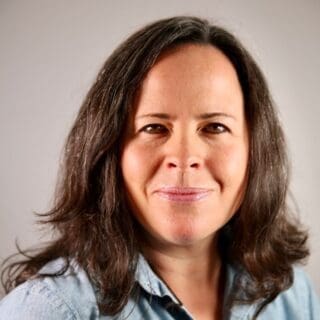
[202, 123, 229, 134]
[140, 123, 168, 134]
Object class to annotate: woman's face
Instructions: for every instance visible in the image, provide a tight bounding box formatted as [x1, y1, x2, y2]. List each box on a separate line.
[121, 44, 249, 249]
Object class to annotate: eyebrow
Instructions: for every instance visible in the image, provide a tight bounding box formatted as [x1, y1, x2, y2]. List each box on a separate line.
[137, 113, 171, 119]
[196, 112, 236, 120]
[136, 112, 236, 120]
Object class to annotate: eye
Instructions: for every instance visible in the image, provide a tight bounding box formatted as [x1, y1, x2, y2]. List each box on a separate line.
[201, 122, 230, 134]
[139, 123, 169, 134]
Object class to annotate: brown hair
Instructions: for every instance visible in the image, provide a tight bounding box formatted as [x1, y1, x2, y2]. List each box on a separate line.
[1, 16, 308, 318]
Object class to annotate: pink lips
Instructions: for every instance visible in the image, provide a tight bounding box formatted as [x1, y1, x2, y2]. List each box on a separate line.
[154, 187, 211, 202]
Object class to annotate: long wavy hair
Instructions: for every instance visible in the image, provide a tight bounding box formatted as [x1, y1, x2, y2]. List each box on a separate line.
[1, 16, 308, 318]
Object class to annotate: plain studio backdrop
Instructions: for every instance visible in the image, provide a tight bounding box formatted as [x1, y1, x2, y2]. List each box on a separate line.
[0, 0, 319, 297]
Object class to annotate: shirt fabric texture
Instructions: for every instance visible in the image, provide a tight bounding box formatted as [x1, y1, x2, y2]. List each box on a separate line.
[0, 255, 319, 319]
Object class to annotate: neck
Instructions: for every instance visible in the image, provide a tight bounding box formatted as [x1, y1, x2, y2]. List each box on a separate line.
[142, 237, 225, 319]
[143, 237, 221, 285]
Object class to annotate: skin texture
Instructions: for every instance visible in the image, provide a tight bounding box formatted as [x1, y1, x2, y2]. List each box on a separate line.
[121, 44, 249, 319]
[121, 44, 249, 250]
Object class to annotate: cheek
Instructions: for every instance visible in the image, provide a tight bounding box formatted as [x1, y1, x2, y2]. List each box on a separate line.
[121, 143, 156, 184]
[208, 142, 248, 186]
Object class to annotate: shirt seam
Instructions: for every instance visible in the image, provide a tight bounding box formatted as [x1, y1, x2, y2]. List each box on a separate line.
[27, 279, 81, 320]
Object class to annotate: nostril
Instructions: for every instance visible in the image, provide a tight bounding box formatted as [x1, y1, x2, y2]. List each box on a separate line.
[166, 161, 200, 169]
[167, 162, 177, 168]
[165, 155, 202, 169]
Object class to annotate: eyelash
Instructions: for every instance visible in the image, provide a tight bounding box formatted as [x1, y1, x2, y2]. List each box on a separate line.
[139, 123, 230, 135]
[201, 123, 230, 134]
[139, 123, 169, 134]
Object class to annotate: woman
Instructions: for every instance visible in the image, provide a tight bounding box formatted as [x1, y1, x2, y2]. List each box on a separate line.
[0, 16, 319, 319]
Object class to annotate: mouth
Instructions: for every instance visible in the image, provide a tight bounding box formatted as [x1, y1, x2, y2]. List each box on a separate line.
[154, 187, 212, 203]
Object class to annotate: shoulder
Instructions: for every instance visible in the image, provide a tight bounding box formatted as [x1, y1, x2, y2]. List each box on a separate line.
[260, 267, 320, 319]
[0, 258, 99, 320]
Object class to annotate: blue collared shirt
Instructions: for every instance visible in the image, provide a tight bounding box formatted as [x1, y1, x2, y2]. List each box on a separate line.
[0, 255, 319, 319]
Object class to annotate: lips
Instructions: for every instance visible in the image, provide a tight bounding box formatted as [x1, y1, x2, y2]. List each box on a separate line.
[154, 187, 211, 202]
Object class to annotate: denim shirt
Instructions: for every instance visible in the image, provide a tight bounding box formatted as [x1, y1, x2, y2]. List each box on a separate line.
[0, 255, 319, 319]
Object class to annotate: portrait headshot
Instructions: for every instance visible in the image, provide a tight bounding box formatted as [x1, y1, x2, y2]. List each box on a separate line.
[0, 1, 319, 319]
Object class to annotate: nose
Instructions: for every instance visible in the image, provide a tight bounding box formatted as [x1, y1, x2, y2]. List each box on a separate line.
[164, 132, 204, 171]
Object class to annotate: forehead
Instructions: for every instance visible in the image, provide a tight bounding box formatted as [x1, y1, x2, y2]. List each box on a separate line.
[148, 43, 237, 81]
[133, 44, 243, 117]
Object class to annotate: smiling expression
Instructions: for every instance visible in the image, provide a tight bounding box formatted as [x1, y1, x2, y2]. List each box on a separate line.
[120, 44, 249, 248]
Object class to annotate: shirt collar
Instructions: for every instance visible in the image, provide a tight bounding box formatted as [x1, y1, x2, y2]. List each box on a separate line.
[223, 264, 257, 319]
[135, 254, 257, 319]
[135, 254, 181, 304]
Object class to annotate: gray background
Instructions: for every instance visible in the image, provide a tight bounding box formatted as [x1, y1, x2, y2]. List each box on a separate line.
[0, 0, 319, 297]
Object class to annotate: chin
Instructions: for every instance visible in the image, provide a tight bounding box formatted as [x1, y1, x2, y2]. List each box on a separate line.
[161, 225, 212, 247]
[170, 234, 197, 245]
